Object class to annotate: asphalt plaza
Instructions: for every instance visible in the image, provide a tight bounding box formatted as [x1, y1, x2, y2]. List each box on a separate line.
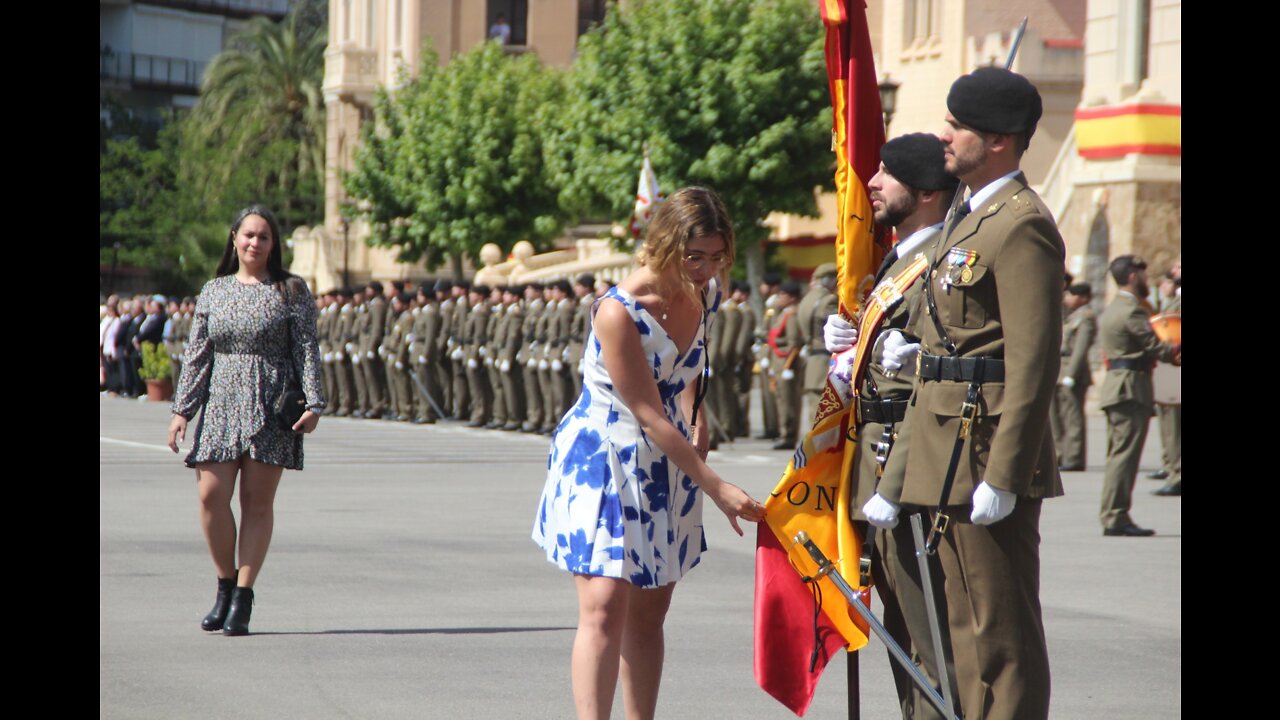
[101, 395, 1180, 718]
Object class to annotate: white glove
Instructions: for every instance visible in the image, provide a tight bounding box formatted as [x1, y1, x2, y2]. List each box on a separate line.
[323, 352, 332, 363]
[1060, 376, 1075, 388]
[880, 330, 921, 377]
[970, 482, 1016, 525]
[781, 368, 795, 380]
[863, 494, 900, 529]
[799, 346, 810, 359]
[552, 359, 563, 372]
[538, 359, 549, 371]
[345, 343, 355, 354]
[500, 360, 511, 372]
[395, 361, 404, 370]
[335, 351, 344, 361]
[418, 355, 426, 364]
[379, 345, 387, 357]
[452, 348, 464, 361]
[527, 358, 538, 369]
[562, 347, 571, 362]
[448, 339, 457, 350]
[760, 357, 769, 370]
[577, 360, 583, 373]
[352, 355, 361, 365]
[366, 350, 375, 359]
[467, 358, 478, 369]
[484, 357, 494, 367]
[479, 346, 487, 358]
[406, 333, 416, 342]
[707, 367, 714, 378]
[824, 314, 858, 353]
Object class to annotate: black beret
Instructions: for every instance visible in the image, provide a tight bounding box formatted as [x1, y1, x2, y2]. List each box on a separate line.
[366, 280, 383, 294]
[947, 67, 1042, 139]
[433, 279, 452, 293]
[575, 273, 596, 288]
[779, 281, 802, 297]
[471, 284, 491, 296]
[553, 279, 573, 294]
[527, 281, 545, 291]
[881, 133, 960, 193]
[762, 273, 782, 286]
[1066, 283, 1092, 297]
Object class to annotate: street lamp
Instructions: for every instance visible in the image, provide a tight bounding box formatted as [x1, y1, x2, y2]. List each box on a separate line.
[879, 75, 901, 134]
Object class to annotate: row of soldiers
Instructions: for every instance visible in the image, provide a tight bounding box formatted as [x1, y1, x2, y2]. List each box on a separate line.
[314, 276, 607, 432]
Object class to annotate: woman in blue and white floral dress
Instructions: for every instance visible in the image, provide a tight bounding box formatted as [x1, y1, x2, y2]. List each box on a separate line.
[533, 187, 764, 720]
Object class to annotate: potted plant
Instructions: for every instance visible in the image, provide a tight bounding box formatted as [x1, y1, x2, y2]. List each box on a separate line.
[138, 341, 174, 401]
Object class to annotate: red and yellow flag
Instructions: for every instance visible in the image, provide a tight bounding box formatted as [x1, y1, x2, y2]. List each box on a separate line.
[753, 1, 884, 715]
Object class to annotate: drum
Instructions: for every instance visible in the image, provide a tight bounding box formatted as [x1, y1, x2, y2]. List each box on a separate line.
[1150, 313, 1181, 404]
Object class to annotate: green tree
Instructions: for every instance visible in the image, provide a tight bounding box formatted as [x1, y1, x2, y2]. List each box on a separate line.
[548, 0, 832, 285]
[184, 9, 326, 231]
[346, 41, 568, 278]
[100, 115, 226, 294]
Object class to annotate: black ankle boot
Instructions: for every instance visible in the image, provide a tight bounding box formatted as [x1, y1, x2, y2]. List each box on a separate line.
[201, 577, 236, 632]
[222, 587, 254, 636]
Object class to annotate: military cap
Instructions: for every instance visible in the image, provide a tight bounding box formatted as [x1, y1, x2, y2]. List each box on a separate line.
[575, 273, 596, 288]
[947, 67, 1043, 140]
[762, 273, 782, 286]
[366, 280, 384, 294]
[527, 281, 545, 291]
[1067, 283, 1092, 297]
[812, 262, 838, 280]
[434, 279, 453, 293]
[881, 133, 960, 193]
[779, 281, 803, 298]
[472, 284, 491, 296]
[553, 279, 573, 294]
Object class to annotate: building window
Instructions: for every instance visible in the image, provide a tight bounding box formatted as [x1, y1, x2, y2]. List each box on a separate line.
[578, 0, 608, 36]
[904, 0, 938, 45]
[488, 1, 528, 46]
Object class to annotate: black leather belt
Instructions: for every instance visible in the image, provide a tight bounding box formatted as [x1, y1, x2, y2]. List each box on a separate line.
[918, 354, 1005, 383]
[1107, 358, 1151, 371]
[858, 397, 908, 424]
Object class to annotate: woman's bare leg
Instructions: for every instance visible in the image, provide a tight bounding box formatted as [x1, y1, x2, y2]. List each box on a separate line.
[620, 583, 676, 720]
[235, 456, 284, 587]
[572, 575, 631, 720]
[196, 461, 240, 578]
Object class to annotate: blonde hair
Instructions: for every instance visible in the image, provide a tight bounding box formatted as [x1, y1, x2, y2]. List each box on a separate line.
[636, 186, 735, 297]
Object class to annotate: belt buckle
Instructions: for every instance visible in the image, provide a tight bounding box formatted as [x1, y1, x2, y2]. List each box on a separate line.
[926, 512, 950, 554]
[959, 399, 978, 439]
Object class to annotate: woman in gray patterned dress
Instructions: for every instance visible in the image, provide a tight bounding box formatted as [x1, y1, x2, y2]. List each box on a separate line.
[167, 206, 325, 636]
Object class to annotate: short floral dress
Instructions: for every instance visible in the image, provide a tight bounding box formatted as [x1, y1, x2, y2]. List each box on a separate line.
[172, 275, 325, 470]
[532, 280, 720, 588]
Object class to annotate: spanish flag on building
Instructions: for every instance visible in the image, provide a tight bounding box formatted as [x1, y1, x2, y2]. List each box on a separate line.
[753, 0, 883, 714]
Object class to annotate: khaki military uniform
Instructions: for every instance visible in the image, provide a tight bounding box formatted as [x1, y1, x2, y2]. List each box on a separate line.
[350, 301, 370, 414]
[518, 297, 546, 432]
[880, 175, 1065, 720]
[464, 299, 492, 425]
[1155, 293, 1181, 489]
[1051, 304, 1096, 468]
[733, 301, 756, 438]
[1099, 291, 1177, 528]
[568, 294, 593, 399]
[535, 299, 558, 432]
[497, 299, 526, 429]
[387, 308, 415, 420]
[448, 296, 471, 419]
[485, 303, 507, 427]
[797, 284, 838, 431]
[707, 297, 740, 440]
[415, 300, 445, 421]
[770, 305, 802, 446]
[333, 303, 356, 415]
[361, 296, 389, 418]
[316, 304, 335, 414]
[755, 304, 781, 439]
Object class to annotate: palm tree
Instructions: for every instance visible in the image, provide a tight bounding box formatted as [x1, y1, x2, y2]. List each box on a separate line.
[186, 10, 326, 230]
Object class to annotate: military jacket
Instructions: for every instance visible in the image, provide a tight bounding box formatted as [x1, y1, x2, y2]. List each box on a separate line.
[1098, 292, 1176, 413]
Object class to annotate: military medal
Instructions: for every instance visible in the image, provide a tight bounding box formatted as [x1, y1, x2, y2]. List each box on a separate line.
[946, 247, 979, 285]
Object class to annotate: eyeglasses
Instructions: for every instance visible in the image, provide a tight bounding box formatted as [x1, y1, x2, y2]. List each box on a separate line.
[683, 252, 731, 270]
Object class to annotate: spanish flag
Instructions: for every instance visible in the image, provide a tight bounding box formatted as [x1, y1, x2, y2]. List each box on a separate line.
[753, 1, 883, 714]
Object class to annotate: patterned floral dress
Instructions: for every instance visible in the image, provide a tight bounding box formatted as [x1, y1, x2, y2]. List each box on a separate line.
[533, 280, 720, 588]
[172, 275, 325, 470]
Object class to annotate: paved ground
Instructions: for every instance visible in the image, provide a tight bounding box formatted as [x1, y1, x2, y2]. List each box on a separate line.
[101, 394, 1180, 719]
